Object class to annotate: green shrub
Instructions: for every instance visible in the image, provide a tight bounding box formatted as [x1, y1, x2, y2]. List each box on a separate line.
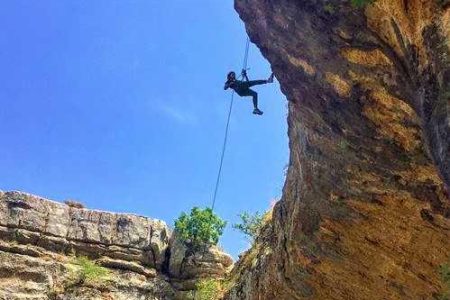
[439, 263, 450, 299]
[174, 207, 226, 247]
[194, 279, 223, 300]
[441, 264, 450, 284]
[351, 0, 373, 7]
[233, 211, 264, 241]
[73, 256, 110, 282]
[338, 139, 349, 151]
[324, 3, 336, 14]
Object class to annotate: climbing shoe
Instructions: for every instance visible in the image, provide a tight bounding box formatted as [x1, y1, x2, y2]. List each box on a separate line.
[267, 73, 274, 83]
[253, 108, 263, 115]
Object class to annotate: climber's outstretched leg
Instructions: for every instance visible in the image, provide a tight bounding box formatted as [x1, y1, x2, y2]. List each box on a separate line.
[247, 73, 274, 87]
[248, 80, 268, 87]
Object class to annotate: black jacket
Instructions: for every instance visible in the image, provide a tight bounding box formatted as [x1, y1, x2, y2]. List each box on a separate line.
[224, 79, 249, 94]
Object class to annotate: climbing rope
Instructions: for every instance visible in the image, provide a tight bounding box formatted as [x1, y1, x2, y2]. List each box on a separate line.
[242, 36, 250, 73]
[211, 37, 251, 211]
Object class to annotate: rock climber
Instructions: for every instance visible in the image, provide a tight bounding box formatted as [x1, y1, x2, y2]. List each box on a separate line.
[224, 69, 274, 115]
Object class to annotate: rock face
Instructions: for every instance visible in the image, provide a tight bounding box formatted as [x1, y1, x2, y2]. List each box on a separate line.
[0, 191, 233, 300]
[0, 191, 170, 269]
[226, 0, 450, 299]
[169, 237, 233, 291]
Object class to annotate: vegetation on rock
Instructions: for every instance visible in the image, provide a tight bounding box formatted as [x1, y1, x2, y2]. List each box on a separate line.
[73, 256, 110, 283]
[232, 211, 264, 241]
[174, 207, 227, 247]
[440, 263, 450, 300]
[193, 279, 225, 300]
[350, 0, 372, 7]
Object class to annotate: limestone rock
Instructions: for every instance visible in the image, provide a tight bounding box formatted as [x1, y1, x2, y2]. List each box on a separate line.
[168, 236, 233, 280]
[0, 249, 176, 300]
[225, 0, 450, 299]
[97, 257, 157, 277]
[0, 191, 234, 299]
[0, 191, 170, 269]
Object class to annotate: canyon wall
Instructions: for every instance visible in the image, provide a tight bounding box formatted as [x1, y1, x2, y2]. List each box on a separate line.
[226, 0, 450, 299]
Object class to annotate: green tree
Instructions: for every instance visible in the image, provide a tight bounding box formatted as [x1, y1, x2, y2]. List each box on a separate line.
[174, 207, 226, 247]
[233, 211, 264, 241]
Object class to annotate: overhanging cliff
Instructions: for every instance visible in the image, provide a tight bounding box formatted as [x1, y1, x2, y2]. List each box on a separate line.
[226, 0, 450, 299]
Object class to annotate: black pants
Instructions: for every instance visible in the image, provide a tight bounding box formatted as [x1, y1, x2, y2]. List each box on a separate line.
[237, 80, 267, 108]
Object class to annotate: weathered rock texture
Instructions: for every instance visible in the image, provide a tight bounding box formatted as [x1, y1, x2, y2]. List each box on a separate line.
[226, 0, 450, 299]
[0, 191, 233, 300]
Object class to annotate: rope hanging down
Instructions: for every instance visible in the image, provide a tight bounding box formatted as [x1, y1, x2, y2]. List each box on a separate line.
[211, 37, 250, 211]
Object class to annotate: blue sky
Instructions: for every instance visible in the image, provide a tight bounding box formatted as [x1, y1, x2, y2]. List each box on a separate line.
[0, 0, 288, 258]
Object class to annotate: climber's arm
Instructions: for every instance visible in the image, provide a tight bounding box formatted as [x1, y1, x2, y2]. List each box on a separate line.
[241, 69, 249, 81]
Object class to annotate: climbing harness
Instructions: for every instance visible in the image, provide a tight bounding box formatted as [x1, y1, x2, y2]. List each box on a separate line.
[211, 37, 251, 211]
